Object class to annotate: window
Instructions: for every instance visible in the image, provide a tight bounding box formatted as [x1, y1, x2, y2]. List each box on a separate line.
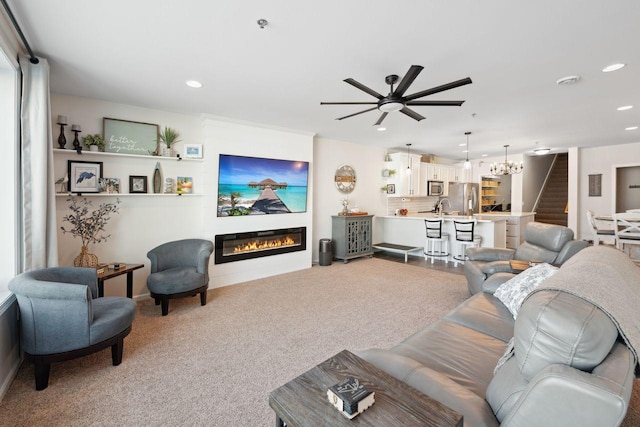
[0, 48, 19, 302]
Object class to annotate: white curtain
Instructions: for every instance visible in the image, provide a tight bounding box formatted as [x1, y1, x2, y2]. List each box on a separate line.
[19, 55, 58, 270]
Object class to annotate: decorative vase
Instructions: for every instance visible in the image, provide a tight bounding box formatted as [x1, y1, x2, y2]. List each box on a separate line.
[89, 145, 99, 152]
[74, 245, 98, 267]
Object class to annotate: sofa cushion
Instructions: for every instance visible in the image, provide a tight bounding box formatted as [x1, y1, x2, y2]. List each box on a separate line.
[515, 290, 618, 380]
[494, 263, 559, 318]
[443, 292, 514, 342]
[393, 318, 509, 398]
[357, 348, 500, 427]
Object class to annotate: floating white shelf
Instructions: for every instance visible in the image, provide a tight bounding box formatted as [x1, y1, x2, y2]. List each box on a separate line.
[53, 148, 204, 162]
[55, 193, 203, 197]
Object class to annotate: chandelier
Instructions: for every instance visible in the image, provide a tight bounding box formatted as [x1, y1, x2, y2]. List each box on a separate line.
[490, 145, 523, 175]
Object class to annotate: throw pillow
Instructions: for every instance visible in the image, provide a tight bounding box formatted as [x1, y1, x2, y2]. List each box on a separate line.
[494, 263, 559, 318]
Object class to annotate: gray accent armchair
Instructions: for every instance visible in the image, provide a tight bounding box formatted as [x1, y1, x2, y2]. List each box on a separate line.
[146, 239, 214, 316]
[8, 267, 137, 390]
[464, 222, 588, 295]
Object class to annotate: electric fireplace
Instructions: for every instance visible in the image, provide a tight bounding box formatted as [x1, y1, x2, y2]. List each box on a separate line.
[214, 227, 306, 264]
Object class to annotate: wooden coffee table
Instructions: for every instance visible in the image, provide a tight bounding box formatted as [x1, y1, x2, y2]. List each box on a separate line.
[269, 349, 463, 426]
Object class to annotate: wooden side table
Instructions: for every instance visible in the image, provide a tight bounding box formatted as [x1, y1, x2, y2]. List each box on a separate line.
[97, 263, 144, 298]
[269, 350, 463, 426]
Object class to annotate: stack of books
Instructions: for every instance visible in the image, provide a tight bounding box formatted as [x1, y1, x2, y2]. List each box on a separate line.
[326, 377, 375, 419]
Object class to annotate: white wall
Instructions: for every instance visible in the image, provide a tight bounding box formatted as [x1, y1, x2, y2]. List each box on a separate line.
[52, 95, 207, 297]
[202, 117, 314, 286]
[578, 141, 640, 240]
[313, 137, 387, 262]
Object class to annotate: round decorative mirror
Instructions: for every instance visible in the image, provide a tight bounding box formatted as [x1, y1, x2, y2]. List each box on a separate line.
[335, 164, 356, 193]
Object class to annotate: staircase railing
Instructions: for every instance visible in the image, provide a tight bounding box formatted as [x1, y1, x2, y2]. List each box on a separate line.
[532, 154, 559, 212]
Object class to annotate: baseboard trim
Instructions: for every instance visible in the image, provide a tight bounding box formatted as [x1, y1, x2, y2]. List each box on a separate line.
[0, 350, 21, 402]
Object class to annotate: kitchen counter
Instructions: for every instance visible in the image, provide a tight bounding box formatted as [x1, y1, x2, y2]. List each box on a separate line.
[376, 213, 507, 261]
[381, 213, 505, 223]
[475, 212, 536, 218]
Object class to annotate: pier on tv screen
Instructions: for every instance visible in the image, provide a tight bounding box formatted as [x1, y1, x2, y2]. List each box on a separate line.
[217, 154, 309, 217]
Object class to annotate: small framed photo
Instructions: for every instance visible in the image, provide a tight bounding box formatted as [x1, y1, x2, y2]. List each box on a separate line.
[386, 183, 396, 194]
[184, 143, 203, 159]
[99, 178, 120, 194]
[68, 160, 103, 193]
[129, 175, 148, 193]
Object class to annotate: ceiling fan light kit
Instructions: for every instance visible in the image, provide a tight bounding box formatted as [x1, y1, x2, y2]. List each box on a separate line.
[321, 65, 472, 126]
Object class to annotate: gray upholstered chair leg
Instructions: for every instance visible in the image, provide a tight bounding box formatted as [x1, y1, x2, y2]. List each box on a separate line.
[200, 291, 207, 306]
[161, 297, 169, 316]
[34, 361, 51, 391]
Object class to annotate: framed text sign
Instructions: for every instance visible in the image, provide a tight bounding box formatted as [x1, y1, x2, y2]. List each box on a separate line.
[103, 118, 159, 155]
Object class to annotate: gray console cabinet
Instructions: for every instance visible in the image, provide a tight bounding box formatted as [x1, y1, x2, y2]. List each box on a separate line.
[331, 215, 374, 263]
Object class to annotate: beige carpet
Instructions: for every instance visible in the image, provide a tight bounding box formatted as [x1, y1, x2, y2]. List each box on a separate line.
[1, 258, 639, 426]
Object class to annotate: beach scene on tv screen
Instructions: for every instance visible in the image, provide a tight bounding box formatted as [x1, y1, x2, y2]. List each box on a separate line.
[217, 154, 309, 216]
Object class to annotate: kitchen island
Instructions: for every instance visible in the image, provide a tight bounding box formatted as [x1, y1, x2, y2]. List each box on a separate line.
[375, 213, 507, 262]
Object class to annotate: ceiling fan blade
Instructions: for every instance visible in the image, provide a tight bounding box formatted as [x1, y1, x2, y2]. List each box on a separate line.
[374, 112, 388, 126]
[399, 107, 426, 121]
[320, 102, 378, 105]
[405, 100, 465, 106]
[336, 107, 378, 121]
[344, 78, 384, 99]
[393, 65, 424, 97]
[404, 77, 473, 101]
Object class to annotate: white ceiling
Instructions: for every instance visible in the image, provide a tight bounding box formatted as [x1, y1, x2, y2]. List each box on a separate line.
[7, 0, 640, 160]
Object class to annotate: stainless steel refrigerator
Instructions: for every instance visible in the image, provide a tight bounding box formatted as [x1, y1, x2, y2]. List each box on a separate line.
[447, 182, 479, 216]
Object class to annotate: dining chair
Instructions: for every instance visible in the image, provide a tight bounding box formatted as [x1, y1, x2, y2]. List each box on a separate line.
[586, 210, 616, 246]
[613, 212, 640, 261]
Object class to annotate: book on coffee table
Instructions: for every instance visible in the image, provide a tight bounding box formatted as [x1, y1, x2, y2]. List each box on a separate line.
[327, 376, 375, 419]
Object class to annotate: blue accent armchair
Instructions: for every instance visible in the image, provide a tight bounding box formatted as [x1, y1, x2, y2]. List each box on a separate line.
[146, 239, 214, 316]
[8, 267, 137, 390]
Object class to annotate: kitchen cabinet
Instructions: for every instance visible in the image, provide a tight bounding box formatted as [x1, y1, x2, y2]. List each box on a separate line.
[388, 153, 422, 196]
[332, 215, 374, 263]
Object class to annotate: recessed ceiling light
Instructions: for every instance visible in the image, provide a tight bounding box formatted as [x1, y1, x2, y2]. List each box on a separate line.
[481, 154, 488, 157]
[376, 127, 386, 132]
[462, 150, 469, 153]
[602, 63, 625, 73]
[533, 148, 551, 155]
[458, 143, 466, 146]
[556, 75, 581, 86]
[626, 126, 638, 131]
[186, 80, 203, 88]
[617, 105, 633, 111]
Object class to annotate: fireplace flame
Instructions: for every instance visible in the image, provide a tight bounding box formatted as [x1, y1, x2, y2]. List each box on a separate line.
[233, 236, 296, 254]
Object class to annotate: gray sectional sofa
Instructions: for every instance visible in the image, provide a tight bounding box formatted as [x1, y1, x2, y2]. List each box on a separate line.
[358, 246, 639, 426]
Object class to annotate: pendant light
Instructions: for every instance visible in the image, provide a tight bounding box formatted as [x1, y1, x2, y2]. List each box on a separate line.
[463, 132, 472, 169]
[406, 143, 412, 175]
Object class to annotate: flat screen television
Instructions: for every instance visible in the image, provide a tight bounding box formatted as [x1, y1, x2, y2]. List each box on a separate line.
[217, 154, 309, 216]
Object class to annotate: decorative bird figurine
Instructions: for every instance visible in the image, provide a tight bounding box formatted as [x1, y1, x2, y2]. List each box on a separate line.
[76, 171, 96, 184]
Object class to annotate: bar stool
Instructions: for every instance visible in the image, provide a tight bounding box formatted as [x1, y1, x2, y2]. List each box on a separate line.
[424, 218, 449, 264]
[452, 219, 482, 267]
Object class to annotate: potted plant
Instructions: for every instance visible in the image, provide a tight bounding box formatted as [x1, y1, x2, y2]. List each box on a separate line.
[158, 126, 181, 156]
[82, 134, 105, 152]
[60, 197, 120, 267]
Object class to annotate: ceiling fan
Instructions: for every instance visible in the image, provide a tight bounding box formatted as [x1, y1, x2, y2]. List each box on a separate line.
[321, 65, 472, 126]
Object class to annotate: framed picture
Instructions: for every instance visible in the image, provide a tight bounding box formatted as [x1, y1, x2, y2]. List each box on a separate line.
[184, 144, 203, 159]
[99, 177, 120, 194]
[68, 160, 103, 193]
[177, 176, 193, 194]
[386, 183, 396, 194]
[588, 174, 602, 197]
[103, 118, 159, 155]
[129, 175, 148, 193]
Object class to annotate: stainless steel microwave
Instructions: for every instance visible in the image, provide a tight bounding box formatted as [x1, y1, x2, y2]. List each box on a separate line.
[427, 180, 444, 196]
